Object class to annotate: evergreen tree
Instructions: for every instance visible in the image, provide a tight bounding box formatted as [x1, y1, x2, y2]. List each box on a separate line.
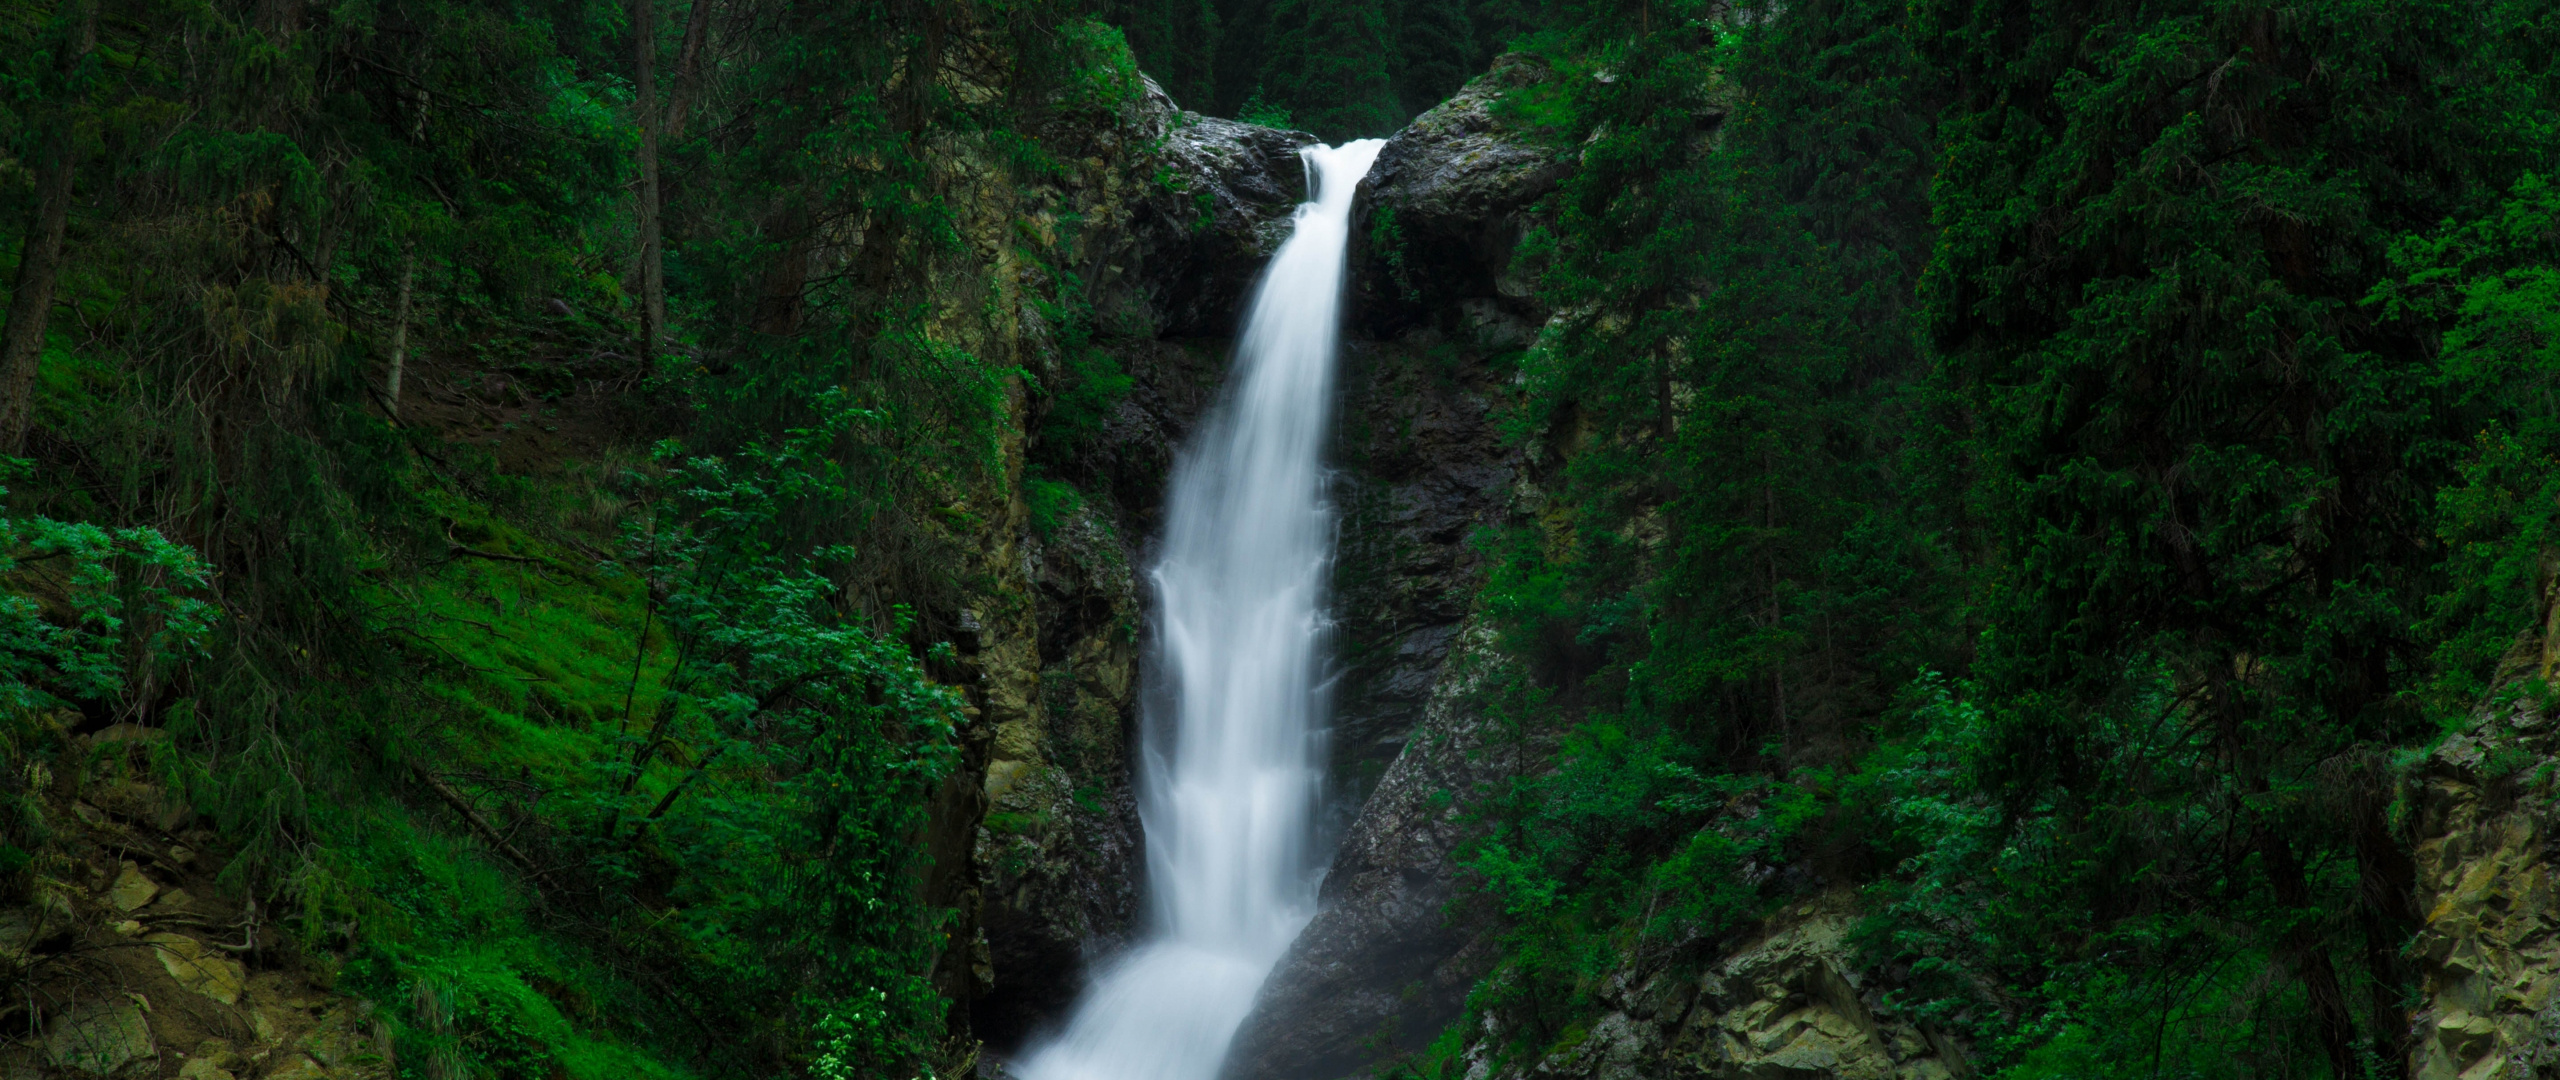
[1887, 0, 2560, 1073]
[1251, 0, 1406, 138]
[1444, 0, 1947, 1055]
[1209, 0, 1278, 115]
[1392, 0, 1476, 120]
[1107, 0, 1223, 109]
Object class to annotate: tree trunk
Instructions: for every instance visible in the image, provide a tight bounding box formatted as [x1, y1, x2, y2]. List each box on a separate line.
[383, 245, 418, 414]
[753, 210, 811, 336]
[0, 0, 98, 454]
[632, 0, 666, 361]
[664, 0, 714, 140]
[2258, 827, 2366, 1080]
[2348, 752, 2419, 1076]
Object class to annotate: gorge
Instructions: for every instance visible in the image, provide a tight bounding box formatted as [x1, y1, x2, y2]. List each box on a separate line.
[1018, 137, 1383, 1080]
[0, 3, 2556, 1080]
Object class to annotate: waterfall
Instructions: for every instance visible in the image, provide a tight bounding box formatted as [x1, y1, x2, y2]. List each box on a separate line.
[1017, 137, 1386, 1080]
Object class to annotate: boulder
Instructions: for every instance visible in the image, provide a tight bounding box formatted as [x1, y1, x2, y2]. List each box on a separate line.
[106, 862, 158, 913]
[2405, 695, 2560, 1080]
[1653, 905, 1964, 1080]
[1083, 79, 1320, 341]
[148, 932, 245, 1006]
[1223, 624, 1516, 1080]
[44, 1000, 154, 1076]
[1349, 55, 1572, 342]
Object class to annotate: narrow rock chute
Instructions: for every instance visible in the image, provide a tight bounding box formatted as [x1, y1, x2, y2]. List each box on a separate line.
[1017, 138, 1385, 1080]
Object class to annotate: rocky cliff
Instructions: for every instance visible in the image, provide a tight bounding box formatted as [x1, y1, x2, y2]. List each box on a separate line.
[2405, 608, 2560, 1080]
[968, 58, 1548, 1053]
[960, 77, 1322, 1048]
[1454, 895, 1966, 1080]
[1222, 56, 1566, 1080]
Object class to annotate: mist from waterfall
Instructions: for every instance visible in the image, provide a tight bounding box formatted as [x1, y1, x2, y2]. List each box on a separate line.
[1014, 137, 1386, 1080]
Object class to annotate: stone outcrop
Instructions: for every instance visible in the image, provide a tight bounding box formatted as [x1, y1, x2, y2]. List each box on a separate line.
[1349, 55, 1570, 344]
[970, 501, 1150, 1047]
[1114, 108, 1320, 339]
[1225, 624, 1515, 1080]
[1323, 341, 1522, 821]
[0, 721, 396, 1080]
[2407, 694, 2560, 1078]
[1457, 899, 1965, 1080]
[1068, 80, 1319, 343]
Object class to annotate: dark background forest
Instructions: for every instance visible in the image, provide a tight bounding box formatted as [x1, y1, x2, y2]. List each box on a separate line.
[0, 0, 2556, 1077]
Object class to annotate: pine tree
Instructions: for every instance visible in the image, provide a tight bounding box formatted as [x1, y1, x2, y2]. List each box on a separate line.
[1253, 0, 1404, 138]
[1910, 0, 2560, 1071]
[1392, 0, 1474, 122]
[1108, 0, 1222, 110]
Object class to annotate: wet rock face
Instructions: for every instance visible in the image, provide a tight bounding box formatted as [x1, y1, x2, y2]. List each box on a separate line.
[1081, 336, 1230, 545]
[1349, 55, 1569, 343]
[1225, 625, 1514, 1080]
[1083, 82, 1319, 341]
[1326, 339, 1519, 819]
[970, 504, 1149, 1050]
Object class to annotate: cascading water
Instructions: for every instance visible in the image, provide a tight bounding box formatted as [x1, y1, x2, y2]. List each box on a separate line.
[1017, 138, 1386, 1080]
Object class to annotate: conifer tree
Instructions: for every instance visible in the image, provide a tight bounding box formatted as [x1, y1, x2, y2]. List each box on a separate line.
[1392, 0, 1476, 121]
[1107, 0, 1222, 109]
[1907, 0, 2560, 1071]
[1251, 0, 1404, 138]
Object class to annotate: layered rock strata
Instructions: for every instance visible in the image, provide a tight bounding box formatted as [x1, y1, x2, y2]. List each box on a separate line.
[2406, 662, 2560, 1078]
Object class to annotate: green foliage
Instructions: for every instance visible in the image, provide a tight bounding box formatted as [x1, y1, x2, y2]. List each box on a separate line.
[1248, 0, 1405, 139]
[1422, 0, 1952, 1068]
[592, 396, 965, 1077]
[1845, 673, 2356, 1077]
[1030, 261, 1136, 466]
[1368, 205, 1420, 302]
[0, 0, 1114, 1072]
[1392, 0, 1479, 122]
[1420, 0, 2549, 1075]
[1901, 0, 2560, 1071]
[1052, 20, 1149, 117]
[1189, 0, 1551, 131]
[1027, 477, 1086, 541]
[0, 475, 213, 712]
[2376, 173, 2560, 716]
[1107, 0, 1224, 109]
[1237, 88, 1296, 129]
[1454, 705, 1809, 1064]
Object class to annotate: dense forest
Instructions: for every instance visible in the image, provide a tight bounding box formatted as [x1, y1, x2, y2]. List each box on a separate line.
[0, 0, 2556, 1077]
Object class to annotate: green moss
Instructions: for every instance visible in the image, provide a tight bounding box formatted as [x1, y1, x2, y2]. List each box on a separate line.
[1027, 477, 1085, 541]
[984, 809, 1049, 836]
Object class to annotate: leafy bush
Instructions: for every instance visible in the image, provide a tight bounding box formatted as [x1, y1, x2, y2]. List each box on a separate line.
[0, 473, 214, 713]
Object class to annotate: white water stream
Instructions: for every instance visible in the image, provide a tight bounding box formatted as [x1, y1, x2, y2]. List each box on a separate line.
[1016, 138, 1386, 1080]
